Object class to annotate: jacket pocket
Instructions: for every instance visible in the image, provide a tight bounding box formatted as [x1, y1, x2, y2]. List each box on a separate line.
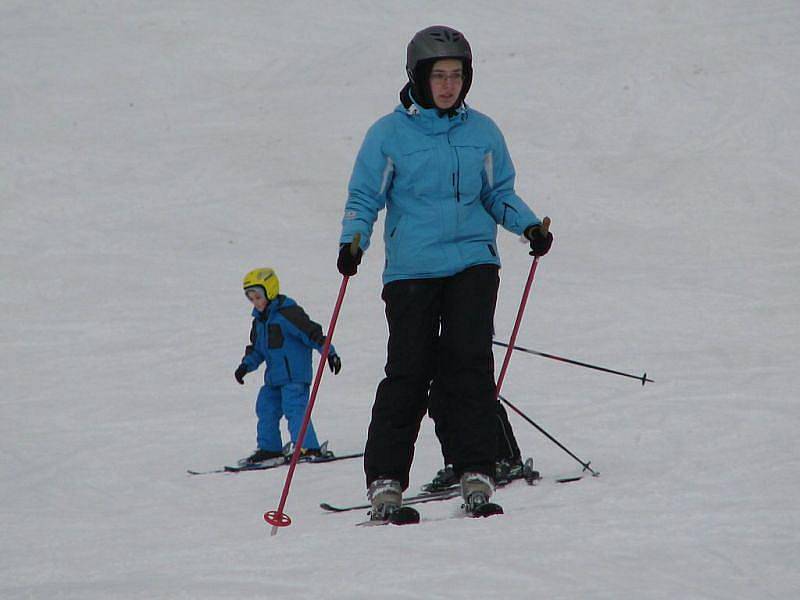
[267, 324, 284, 349]
[399, 142, 438, 196]
[283, 356, 293, 380]
[385, 213, 405, 267]
[453, 144, 488, 199]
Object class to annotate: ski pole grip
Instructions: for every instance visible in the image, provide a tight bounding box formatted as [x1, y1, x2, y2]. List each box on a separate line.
[540, 216, 551, 235]
[349, 233, 361, 257]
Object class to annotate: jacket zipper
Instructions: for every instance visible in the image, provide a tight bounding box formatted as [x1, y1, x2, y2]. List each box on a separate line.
[456, 148, 461, 202]
[448, 130, 460, 203]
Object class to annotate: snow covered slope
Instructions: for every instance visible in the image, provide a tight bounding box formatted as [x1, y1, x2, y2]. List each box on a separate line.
[2, 2, 799, 598]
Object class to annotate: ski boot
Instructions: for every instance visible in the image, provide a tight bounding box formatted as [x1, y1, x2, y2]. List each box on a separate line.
[237, 448, 286, 468]
[495, 457, 526, 486]
[422, 464, 459, 492]
[521, 457, 541, 485]
[367, 479, 420, 525]
[299, 441, 335, 462]
[461, 472, 503, 518]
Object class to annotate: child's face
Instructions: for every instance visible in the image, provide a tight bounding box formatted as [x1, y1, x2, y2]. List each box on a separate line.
[246, 289, 268, 311]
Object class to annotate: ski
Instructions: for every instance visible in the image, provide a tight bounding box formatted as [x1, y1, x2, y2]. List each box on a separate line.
[320, 460, 585, 512]
[526, 465, 588, 485]
[187, 467, 229, 475]
[188, 452, 363, 476]
[321, 488, 461, 513]
[417, 458, 584, 490]
[419, 457, 540, 493]
[356, 506, 421, 527]
[187, 459, 283, 476]
[465, 501, 504, 518]
[188, 442, 363, 476]
[222, 457, 288, 473]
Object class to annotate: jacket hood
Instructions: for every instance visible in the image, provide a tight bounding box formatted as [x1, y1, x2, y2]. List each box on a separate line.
[396, 84, 469, 134]
[403, 55, 472, 113]
[399, 80, 469, 119]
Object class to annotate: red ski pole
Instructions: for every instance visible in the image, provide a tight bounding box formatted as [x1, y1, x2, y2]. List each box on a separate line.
[494, 217, 550, 400]
[264, 234, 360, 536]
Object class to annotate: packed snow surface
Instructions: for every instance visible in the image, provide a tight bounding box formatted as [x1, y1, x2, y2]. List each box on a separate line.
[2, 2, 799, 598]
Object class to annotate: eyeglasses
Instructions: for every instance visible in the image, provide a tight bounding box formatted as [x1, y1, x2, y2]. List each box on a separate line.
[429, 72, 464, 85]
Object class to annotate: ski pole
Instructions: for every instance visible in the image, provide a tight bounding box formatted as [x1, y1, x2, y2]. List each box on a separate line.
[264, 234, 360, 536]
[493, 340, 654, 386]
[498, 393, 600, 477]
[495, 217, 550, 402]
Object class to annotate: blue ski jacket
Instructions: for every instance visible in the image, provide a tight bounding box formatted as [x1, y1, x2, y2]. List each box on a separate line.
[239, 295, 335, 386]
[340, 98, 542, 284]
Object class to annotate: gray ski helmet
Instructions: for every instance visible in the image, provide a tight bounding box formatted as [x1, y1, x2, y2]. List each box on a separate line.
[406, 25, 473, 86]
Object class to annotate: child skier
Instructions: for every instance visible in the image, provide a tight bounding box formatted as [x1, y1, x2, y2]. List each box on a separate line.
[234, 268, 342, 466]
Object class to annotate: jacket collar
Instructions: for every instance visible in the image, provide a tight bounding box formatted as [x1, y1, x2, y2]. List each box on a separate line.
[251, 294, 287, 320]
[396, 85, 468, 134]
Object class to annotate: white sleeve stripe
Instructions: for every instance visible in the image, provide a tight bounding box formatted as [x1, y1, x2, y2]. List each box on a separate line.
[484, 152, 494, 188]
[379, 157, 394, 195]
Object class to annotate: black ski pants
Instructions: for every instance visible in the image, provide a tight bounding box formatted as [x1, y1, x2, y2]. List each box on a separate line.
[431, 397, 522, 467]
[364, 264, 499, 490]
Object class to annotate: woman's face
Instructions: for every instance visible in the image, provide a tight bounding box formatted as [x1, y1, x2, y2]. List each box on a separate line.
[429, 58, 464, 110]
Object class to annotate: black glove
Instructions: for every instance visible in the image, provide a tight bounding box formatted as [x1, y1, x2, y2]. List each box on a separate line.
[234, 365, 248, 385]
[337, 243, 363, 276]
[327, 353, 342, 375]
[524, 223, 553, 257]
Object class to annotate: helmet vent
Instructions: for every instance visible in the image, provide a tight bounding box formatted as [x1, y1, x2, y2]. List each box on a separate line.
[430, 29, 461, 43]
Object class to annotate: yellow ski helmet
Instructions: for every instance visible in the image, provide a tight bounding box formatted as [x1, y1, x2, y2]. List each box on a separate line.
[242, 268, 279, 301]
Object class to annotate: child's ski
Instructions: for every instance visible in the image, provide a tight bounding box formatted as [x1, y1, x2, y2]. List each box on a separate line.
[188, 443, 363, 476]
[187, 456, 286, 476]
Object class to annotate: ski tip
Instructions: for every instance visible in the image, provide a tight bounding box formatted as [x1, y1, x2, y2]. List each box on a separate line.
[389, 506, 421, 525]
[187, 468, 227, 475]
[555, 476, 583, 483]
[468, 502, 504, 518]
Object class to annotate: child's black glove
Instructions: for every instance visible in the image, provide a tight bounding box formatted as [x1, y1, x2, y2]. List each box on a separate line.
[234, 365, 248, 385]
[524, 222, 553, 257]
[337, 243, 363, 276]
[327, 353, 342, 375]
